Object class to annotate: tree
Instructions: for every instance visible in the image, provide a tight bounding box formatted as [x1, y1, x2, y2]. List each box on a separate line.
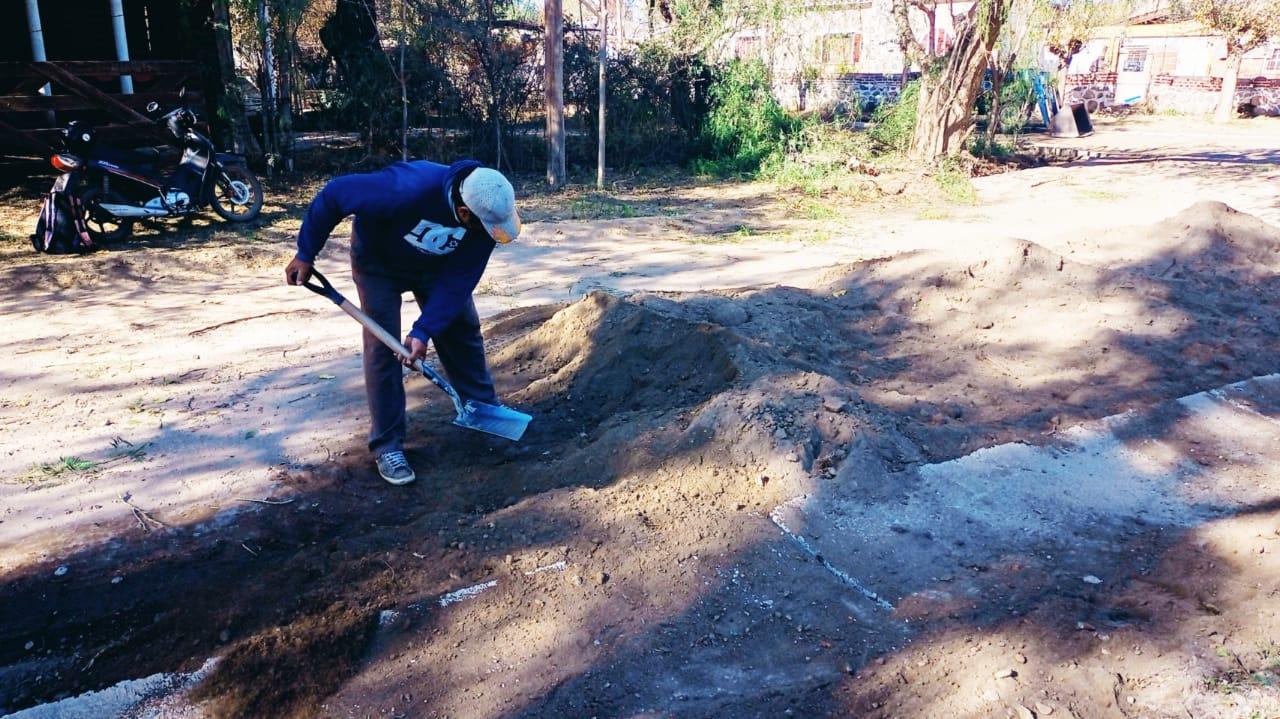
[894, 0, 1013, 160]
[1175, 0, 1280, 121]
[1041, 0, 1128, 106]
[409, 0, 541, 168]
[984, 0, 1062, 145]
[320, 0, 399, 155]
[212, 0, 262, 159]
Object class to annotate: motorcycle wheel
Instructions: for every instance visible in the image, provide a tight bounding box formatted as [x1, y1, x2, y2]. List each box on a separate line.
[210, 165, 264, 223]
[78, 187, 135, 243]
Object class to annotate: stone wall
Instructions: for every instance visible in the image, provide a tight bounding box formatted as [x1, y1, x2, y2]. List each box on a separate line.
[1148, 75, 1222, 114]
[1066, 73, 1117, 113]
[773, 73, 918, 114]
[1237, 78, 1280, 116]
[1065, 73, 1280, 116]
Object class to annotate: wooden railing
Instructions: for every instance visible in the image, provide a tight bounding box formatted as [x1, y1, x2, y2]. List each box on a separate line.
[0, 60, 204, 156]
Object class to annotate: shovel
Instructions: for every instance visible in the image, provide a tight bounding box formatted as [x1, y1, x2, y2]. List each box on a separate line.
[301, 268, 532, 442]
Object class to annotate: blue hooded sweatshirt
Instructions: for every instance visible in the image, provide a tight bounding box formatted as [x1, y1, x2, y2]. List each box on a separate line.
[294, 159, 494, 344]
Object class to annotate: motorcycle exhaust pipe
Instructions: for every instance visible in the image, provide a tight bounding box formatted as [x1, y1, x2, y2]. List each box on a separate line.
[98, 203, 171, 218]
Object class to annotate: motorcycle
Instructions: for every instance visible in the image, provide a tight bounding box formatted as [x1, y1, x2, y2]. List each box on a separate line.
[44, 91, 263, 243]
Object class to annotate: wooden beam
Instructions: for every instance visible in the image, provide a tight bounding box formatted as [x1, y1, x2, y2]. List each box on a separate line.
[0, 91, 201, 113]
[28, 62, 154, 127]
[0, 60, 200, 82]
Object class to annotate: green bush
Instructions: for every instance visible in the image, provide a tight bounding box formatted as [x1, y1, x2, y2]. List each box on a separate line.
[935, 157, 977, 204]
[695, 59, 796, 176]
[759, 121, 876, 195]
[998, 71, 1037, 134]
[868, 80, 920, 152]
[968, 136, 1013, 159]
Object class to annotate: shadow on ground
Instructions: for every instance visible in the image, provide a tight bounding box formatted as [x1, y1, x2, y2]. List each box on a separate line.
[1, 201, 1279, 718]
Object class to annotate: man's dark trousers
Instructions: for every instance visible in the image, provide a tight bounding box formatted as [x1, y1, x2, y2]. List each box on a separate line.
[352, 257, 499, 456]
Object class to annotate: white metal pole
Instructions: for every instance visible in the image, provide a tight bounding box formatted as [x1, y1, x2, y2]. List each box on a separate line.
[109, 0, 134, 94]
[597, 0, 607, 190]
[25, 0, 51, 96]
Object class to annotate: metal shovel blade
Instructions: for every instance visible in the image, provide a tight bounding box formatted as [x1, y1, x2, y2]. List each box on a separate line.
[454, 400, 532, 441]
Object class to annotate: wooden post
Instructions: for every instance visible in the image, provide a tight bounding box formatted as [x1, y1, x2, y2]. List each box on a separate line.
[597, 0, 607, 189]
[545, 0, 566, 188]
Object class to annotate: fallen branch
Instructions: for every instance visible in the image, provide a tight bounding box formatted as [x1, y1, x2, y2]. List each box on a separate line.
[118, 492, 168, 531]
[188, 309, 314, 337]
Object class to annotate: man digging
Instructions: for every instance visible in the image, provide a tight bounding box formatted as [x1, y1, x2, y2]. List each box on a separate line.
[285, 159, 521, 485]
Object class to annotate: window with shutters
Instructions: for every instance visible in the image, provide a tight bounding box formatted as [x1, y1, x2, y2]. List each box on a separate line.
[819, 33, 862, 68]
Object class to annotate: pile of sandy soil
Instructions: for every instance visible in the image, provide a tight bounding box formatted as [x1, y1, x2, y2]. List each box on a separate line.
[3, 202, 1279, 719]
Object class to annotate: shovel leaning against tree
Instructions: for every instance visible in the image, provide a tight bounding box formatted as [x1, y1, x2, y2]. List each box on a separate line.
[301, 268, 532, 442]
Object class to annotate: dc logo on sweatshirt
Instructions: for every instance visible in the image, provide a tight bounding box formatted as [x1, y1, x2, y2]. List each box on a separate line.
[403, 219, 466, 255]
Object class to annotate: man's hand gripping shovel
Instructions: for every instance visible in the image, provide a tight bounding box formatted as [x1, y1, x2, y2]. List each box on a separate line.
[300, 269, 531, 442]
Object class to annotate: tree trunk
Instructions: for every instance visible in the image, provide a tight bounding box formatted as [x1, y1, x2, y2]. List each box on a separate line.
[984, 58, 1004, 147]
[545, 0, 566, 188]
[1215, 53, 1242, 122]
[984, 52, 1014, 147]
[908, 0, 1010, 160]
[321, 0, 397, 155]
[257, 0, 278, 172]
[211, 0, 260, 159]
[272, 0, 295, 172]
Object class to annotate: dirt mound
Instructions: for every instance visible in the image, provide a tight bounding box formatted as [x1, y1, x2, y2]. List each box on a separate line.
[494, 291, 740, 430]
[1143, 200, 1280, 277]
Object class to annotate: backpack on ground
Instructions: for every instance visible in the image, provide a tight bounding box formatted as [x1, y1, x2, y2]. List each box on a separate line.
[31, 184, 93, 255]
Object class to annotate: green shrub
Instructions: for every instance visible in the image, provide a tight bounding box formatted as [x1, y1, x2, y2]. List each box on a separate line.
[695, 59, 796, 176]
[968, 136, 1013, 159]
[935, 157, 976, 204]
[759, 121, 876, 195]
[868, 80, 920, 152]
[998, 71, 1037, 134]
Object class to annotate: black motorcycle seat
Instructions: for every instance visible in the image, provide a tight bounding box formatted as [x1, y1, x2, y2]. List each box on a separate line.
[86, 144, 169, 170]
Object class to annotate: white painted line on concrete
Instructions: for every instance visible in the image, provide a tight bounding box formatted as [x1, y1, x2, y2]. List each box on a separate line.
[769, 499, 895, 611]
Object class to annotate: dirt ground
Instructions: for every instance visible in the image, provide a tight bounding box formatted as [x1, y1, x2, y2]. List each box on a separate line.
[1, 116, 1279, 719]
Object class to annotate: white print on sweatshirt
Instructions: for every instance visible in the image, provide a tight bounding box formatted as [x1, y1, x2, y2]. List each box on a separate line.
[403, 219, 466, 255]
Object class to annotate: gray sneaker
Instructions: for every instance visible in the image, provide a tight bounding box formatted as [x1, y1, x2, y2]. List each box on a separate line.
[375, 451, 416, 485]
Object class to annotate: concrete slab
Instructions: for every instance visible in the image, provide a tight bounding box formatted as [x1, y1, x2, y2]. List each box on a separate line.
[774, 373, 1280, 619]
